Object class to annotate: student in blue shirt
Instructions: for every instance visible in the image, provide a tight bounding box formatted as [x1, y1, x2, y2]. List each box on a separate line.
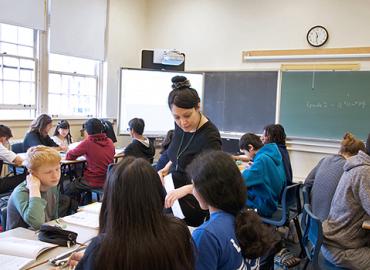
[239, 133, 286, 218]
[188, 150, 273, 270]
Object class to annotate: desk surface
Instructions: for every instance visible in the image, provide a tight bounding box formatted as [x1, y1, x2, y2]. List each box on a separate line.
[0, 218, 98, 269]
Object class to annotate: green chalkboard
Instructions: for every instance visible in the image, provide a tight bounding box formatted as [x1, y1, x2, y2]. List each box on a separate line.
[280, 71, 370, 140]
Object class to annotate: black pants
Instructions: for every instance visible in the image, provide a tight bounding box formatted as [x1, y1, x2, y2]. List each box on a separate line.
[0, 173, 27, 194]
[65, 178, 101, 206]
[179, 194, 209, 227]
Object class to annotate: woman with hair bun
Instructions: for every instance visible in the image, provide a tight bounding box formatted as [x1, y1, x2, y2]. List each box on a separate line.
[304, 132, 365, 221]
[159, 75, 221, 227]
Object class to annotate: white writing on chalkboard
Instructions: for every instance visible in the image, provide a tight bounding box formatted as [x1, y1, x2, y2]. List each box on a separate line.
[306, 100, 366, 110]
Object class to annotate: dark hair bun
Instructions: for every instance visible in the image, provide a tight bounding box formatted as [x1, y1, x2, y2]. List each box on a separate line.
[171, 75, 191, 90]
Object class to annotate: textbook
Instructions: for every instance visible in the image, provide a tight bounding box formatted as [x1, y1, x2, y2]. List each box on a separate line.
[78, 202, 102, 214]
[0, 237, 57, 270]
[62, 211, 99, 229]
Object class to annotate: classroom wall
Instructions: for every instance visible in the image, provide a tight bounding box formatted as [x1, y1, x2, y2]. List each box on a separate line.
[105, 0, 370, 180]
[141, 0, 370, 180]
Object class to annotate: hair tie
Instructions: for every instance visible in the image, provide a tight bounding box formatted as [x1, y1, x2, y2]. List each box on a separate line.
[172, 80, 191, 90]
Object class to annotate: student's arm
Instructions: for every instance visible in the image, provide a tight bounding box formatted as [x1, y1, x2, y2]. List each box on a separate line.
[165, 184, 193, 208]
[158, 160, 172, 185]
[12, 155, 24, 166]
[304, 158, 324, 189]
[66, 140, 88, 160]
[14, 175, 46, 230]
[356, 174, 370, 216]
[44, 135, 67, 151]
[242, 159, 264, 187]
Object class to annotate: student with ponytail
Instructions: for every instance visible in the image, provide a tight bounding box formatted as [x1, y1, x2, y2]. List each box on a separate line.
[188, 150, 273, 270]
[304, 132, 365, 221]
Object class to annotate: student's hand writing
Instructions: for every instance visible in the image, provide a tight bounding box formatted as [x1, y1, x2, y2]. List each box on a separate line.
[158, 168, 169, 185]
[165, 186, 189, 208]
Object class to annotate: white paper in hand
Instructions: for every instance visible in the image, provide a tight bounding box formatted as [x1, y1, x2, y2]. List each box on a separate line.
[164, 174, 185, 219]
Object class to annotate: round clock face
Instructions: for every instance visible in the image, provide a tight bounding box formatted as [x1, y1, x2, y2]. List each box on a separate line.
[307, 26, 329, 47]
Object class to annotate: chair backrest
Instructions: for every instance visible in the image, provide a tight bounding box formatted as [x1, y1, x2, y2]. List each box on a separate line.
[302, 185, 311, 205]
[280, 183, 302, 220]
[11, 142, 24, 154]
[301, 203, 323, 269]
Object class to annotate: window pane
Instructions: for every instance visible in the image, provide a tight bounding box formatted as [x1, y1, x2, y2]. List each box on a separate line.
[17, 27, 34, 46]
[17, 45, 34, 58]
[0, 24, 17, 43]
[20, 59, 34, 69]
[0, 109, 35, 119]
[49, 93, 69, 115]
[3, 56, 18, 67]
[20, 68, 33, 81]
[0, 82, 3, 103]
[61, 75, 70, 93]
[3, 67, 19, 80]
[1, 42, 17, 55]
[3, 81, 19, 104]
[49, 53, 97, 75]
[19, 82, 35, 104]
[49, 74, 62, 93]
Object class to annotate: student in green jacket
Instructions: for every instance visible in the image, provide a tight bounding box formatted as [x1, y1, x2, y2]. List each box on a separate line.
[7, 145, 61, 230]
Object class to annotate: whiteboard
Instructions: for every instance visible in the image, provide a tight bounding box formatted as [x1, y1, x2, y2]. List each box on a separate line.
[118, 68, 204, 136]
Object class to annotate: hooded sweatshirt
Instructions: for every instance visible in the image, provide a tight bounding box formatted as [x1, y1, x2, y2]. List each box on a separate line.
[66, 133, 115, 187]
[124, 137, 155, 163]
[323, 150, 370, 250]
[242, 143, 286, 217]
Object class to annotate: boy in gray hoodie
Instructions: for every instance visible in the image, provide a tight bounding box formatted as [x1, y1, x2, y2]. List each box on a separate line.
[322, 133, 370, 270]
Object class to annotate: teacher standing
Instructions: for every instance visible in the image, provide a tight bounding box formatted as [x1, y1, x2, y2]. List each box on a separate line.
[160, 75, 221, 226]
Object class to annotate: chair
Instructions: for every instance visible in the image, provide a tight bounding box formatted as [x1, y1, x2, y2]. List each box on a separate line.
[0, 206, 7, 231]
[302, 185, 311, 205]
[261, 183, 304, 254]
[301, 203, 322, 269]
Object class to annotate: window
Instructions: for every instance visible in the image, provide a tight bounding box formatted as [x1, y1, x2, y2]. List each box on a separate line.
[0, 23, 36, 119]
[48, 54, 99, 117]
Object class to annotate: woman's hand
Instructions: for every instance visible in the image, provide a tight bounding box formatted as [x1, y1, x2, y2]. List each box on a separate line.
[165, 184, 193, 208]
[158, 161, 172, 185]
[59, 144, 68, 152]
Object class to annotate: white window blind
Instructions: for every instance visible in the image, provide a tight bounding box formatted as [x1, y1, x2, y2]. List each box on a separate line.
[0, 0, 46, 30]
[50, 0, 107, 61]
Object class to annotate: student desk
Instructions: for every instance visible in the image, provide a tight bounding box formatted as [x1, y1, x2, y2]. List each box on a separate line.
[0, 217, 99, 269]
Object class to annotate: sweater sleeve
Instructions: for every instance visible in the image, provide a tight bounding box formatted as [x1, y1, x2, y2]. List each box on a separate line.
[66, 140, 88, 160]
[242, 159, 264, 188]
[13, 190, 47, 230]
[75, 236, 101, 270]
[355, 173, 370, 216]
[44, 135, 59, 147]
[304, 158, 324, 189]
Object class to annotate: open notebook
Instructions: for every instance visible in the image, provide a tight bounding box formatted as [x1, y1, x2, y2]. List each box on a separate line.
[62, 211, 99, 229]
[0, 237, 57, 270]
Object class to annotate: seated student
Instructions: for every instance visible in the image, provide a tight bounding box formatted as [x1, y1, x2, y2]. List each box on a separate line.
[6, 146, 61, 230]
[51, 120, 72, 147]
[124, 118, 155, 163]
[156, 129, 174, 171]
[69, 157, 194, 270]
[321, 133, 370, 270]
[304, 132, 365, 221]
[261, 124, 293, 186]
[0, 125, 25, 193]
[188, 150, 273, 270]
[23, 114, 67, 152]
[239, 133, 286, 218]
[65, 118, 115, 201]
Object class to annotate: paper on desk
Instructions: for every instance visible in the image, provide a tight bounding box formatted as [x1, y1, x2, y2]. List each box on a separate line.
[164, 174, 185, 219]
[62, 211, 99, 229]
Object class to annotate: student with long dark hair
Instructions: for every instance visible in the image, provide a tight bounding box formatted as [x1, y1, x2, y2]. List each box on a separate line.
[188, 150, 273, 270]
[74, 157, 194, 270]
[23, 114, 67, 152]
[52, 120, 72, 147]
[261, 124, 293, 186]
[159, 75, 222, 227]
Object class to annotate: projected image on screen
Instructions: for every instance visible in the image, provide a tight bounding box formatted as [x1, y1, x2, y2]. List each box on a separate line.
[119, 69, 204, 135]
